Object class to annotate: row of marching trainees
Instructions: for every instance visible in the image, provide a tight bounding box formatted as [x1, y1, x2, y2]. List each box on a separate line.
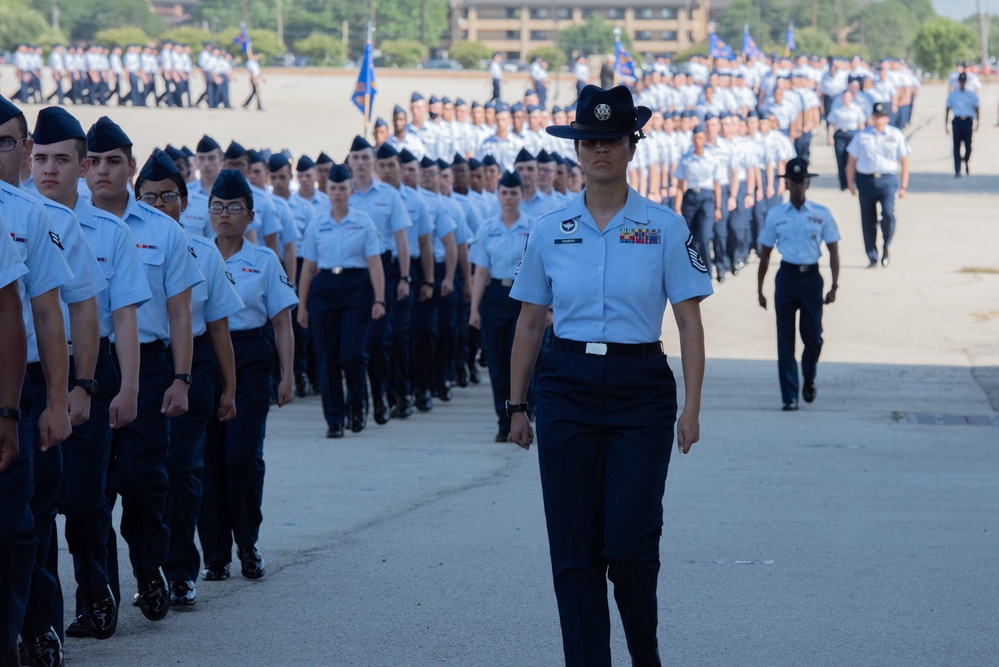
[0, 92, 301, 667]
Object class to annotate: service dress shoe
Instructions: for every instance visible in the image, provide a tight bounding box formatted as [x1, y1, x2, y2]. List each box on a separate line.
[65, 616, 92, 638]
[238, 547, 266, 579]
[373, 396, 390, 425]
[867, 258, 878, 268]
[455, 366, 469, 388]
[350, 409, 367, 433]
[415, 393, 433, 412]
[391, 400, 414, 419]
[137, 574, 169, 621]
[82, 588, 117, 639]
[294, 376, 309, 398]
[436, 383, 453, 402]
[495, 430, 510, 443]
[881, 253, 890, 267]
[24, 627, 63, 667]
[782, 401, 799, 411]
[326, 424, 345, 438]
[202, 562, 230, 581]
[2, 647, 20, 667]
[468, 367, 481, 384]
[803, 381, 816, 403]
[169, 580, 197, 607]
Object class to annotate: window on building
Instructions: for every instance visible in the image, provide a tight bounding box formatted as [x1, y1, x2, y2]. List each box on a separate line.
[635, 30, 653, 41]
[582, 8, 598, 19]
[661, 8, 676, 20]
[506, 30, 521, 39]
[530, 30, 553, 40]
[636, 8, 653, 20]
[506, 8, 521, 19]
[607, 8, 625, 19]
[530, 8, 549, 19]
[661, 30, 678, 41]
[556, 8, 572, 19]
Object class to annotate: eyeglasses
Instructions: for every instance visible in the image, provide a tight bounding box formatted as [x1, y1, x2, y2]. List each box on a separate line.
[138, 191, 181, 204]
[0, 138, 28, 153]
[208, 203, 250, 215]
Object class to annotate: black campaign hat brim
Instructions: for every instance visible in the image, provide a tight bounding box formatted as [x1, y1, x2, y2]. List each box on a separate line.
[546, 106, 652, 140]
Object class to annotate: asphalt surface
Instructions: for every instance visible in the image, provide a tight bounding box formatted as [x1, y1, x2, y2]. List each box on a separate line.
[5, 72, 994, 665]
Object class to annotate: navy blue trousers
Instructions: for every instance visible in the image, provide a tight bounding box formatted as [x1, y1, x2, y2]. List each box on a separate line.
[856, 173, 898, 262]
[833, 130, 857, 191]
[163, 335, 215, 583]
[727, 181, 751, 268]
[535, 344, 677, 667]
[411, 263, 442, 396]
[367, 254, 396, 402]
[308, 270, 373, 427]
[478, 281, 519, 432]
[455, 273, 471, 384]
[106, 342, 172, 597]
[794, 130, 812, 164]
[293, 257, 319, 388]
[713, 185, 732, 276]
[199, 331, 272, 564]
[436, 266, 459, 390]
[952, 118, 973, 174]
[680, 190, 715, 280]
[61, 348, 115, 625]
[23, 363, 61, 638]
[390, 260, 418, 407]
[775, 264, 824, 405]
[1, 376, 37, 654]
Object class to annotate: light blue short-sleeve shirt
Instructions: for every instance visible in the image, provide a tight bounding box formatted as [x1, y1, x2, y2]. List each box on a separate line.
[221, 242, 298, 331]
[300, 208, 381, 269]
[421, 190, 457, 263]
[0, 212, 29, 290]
[188, 233, 244, 337]
[399, 184, 432, 259]
[350, 180, 412, 256]
[758, 200, 840, 265]
[511, 188, 713, 344]
[181, 190, 212, 238]
[469, 214, 532, 280]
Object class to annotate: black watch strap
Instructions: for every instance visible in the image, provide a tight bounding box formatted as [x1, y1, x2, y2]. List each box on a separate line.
[402, 275, 413, 283]
[505, 400, 529, 417]
[73, 379, 99, 397]
[174, 373, 193, 385]
[0, 406, 20, 421]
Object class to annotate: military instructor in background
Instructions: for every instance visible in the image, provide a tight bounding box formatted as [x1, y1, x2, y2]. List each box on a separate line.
[945, 72, 979, 177]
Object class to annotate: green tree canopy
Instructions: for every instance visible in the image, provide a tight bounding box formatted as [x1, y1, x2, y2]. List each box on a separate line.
[912, 18, 976, 76]
[294, 32, 346, 66]
[0, 1, 49, 50]
[217, 27, 283, 61]
[449, 40, 491, 70]
[30, 0, 165, 42]
[559, 16, 632, 61]
[162, 27, 213, 49]
[527, 45, 566, 72]
[379, 39, 427, 68]
[855, 0, 921, 60]
[94, 27, 152, 48]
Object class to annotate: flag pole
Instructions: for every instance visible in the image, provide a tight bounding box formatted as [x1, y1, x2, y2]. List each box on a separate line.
[362, 21, 372, 137]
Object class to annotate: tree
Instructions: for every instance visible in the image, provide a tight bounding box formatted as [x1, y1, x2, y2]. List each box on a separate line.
[30, 0, 165, 42]
[449, 40, 491, 70]
[379, 39, 427, 68]
[94, 27, 152, 48]
[162, 27, 213, 48]
[912, 18, 976, 76]
[217, 27, 283, 61]
[294, 32, 346, 66]
[717, 0, 788, 47]
[0, 1, 49, 50]
[559, 16, 632, 62]
[855, 0, 920, 60]
[376, 0, 449, 48]
[788, 0, 862, 45]
[528, 46, 566, 72]
[793, 27, 835, 57]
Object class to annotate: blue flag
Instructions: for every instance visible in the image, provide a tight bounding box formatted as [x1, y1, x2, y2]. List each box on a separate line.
[742, 24, 762, 59]
[614, 38, 636, 83]
[709, 29, 735, 60]
[352, 29, 377, 119]
[786, 22, 796, 53]
[233, 22, 251, 54]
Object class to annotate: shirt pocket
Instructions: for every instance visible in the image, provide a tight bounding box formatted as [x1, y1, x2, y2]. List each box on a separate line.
[137, 248, 166, 292]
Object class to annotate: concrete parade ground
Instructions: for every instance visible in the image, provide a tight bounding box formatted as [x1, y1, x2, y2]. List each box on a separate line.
[3, 67, 997, 665]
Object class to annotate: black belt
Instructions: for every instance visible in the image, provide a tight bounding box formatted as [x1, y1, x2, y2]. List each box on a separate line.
[954, 116, 973, 121]
[231, 327, 264, 341]
[780, 261, 819, 273]
[857, 172, 894, 179]
[551, 336, 663, 357]
[490, 278, 514, 288]
[318, 267, 365, 275]
[109, 339, 164, 359]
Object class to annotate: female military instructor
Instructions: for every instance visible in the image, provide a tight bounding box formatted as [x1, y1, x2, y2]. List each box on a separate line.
[508, 85, 713, 667]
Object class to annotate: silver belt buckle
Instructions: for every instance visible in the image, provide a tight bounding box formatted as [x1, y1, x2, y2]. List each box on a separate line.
[332, 267, 343, 275]
[873, 173, 882, 179]
[501, 279, 513, 287]
[585, 342, 608, 356]
[798, 264, 809, 273]
[690, 187, 701, 194]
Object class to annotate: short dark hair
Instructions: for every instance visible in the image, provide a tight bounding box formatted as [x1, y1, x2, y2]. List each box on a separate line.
[14, 114, 27, 140]
[135, 172, 188, 200]
[71, 138, 87, 161]
[209, 193, 253, 210]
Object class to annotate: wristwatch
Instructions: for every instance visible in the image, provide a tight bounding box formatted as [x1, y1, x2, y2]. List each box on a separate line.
[73, 378, 99, 397]
[0, 406, 20, 421]
[174, 373, 193, 385]
[401, 275, 412, 284]
[505, 400, 529, 417]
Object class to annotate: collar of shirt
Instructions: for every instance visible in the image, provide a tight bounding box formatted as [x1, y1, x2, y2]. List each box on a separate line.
[562, 187, 647, 235]
[226, 239, 261, 268]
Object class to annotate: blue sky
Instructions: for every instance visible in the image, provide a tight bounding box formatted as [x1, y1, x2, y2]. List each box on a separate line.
[933, 0, 991, 21]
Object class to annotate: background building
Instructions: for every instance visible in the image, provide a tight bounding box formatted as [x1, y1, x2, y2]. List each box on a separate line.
[448, 0, 712, 62]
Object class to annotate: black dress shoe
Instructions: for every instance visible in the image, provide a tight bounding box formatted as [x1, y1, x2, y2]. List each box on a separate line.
[202, 562, 230, 581]
[455, 366, 468, 388]
[373, 395, 390, 425]
[415, 393, 433, 412]
[782, 401, 799, 411]
[237, 547, 265, 579]
[65, 616, 92, 638]
[468, 366, 481, 384]
[881, 252, 890, 267]
[2, 647, 21, 667]
[495, 430, 510, 443]
[82, 587, 117, 639]
[326, 424, 345, 438]
[716, 273, 726, 284]
[477, 351, 488, 368]
[137, 574, 169, 621]
[867, 258, 878, 268]
[169, 580, 197, 607]
[802, 381, 816, 403]
[350, 409, 367, 433]
[294, 375, 309, 398]
[436, 383, 453, 402]
[24, 628, 63, 667]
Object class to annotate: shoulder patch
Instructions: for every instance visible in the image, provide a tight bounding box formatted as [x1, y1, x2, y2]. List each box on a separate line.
[686, 234, 708, 273]
[188, 245, 198, 258]
[279, 274, 293, 288]
[49, 230, 64, 250]
[225, 271, 235, 284]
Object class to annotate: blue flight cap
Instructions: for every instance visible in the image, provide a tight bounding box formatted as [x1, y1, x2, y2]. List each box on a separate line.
[374, 117, 387, 129]
[510, 102, 524, 113]
[137, 148, 180, 184]
[495, 102, 511, 114]
[514, 148, 535, 163]
[498, 170, 523, 188]
[410, 92, 424, 103]
[246, 149, 266, 164]
[197, 134, 220, 153]
[31, 106, 85, 145]
[393, 104, 406, 115]
[551, 105, 563, 114]
[87, 116, 132, 152]
[527, 104, 541, 114]
[452, 152, 467, 165]
[163, 144, 186, 161]
[719, 111, 733, 120]
[375, 143, 399, 159]
[398, 149, 418, 164]
[455, 98, 466, 107]
[296, 154, 316, 172]
[211, 169, 253, 207]
[429, 95, 441, 105]
[551, 152, 564, 166]
[181, 145, 195, 158]
[746, 109, 759, 119]
[468, 158, 482, 170]
[481, 155, 498, 167]
[436, 158, 451, 171]
[350, 135, 373, 152]
[536, 149, 553, 164]
[0, 95, 23, 126]
[471, 100, 482, 109]
[703, 111, 718, 121]
[268, 153, 290, 172]
[419, 156, 437, 169]
[224, 141, 247, 159]
[328, 163, 351, 183]
[316, 151, 333, 165]
[441, 96, 452, 105]
[692, 122, 706, 135]
[484, 99, 496, 110]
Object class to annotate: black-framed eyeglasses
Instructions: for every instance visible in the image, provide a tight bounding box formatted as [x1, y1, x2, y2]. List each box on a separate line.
[138, 191, 181, 204]
[0, 137, 28, 153]
[208, 203, 250, 215]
